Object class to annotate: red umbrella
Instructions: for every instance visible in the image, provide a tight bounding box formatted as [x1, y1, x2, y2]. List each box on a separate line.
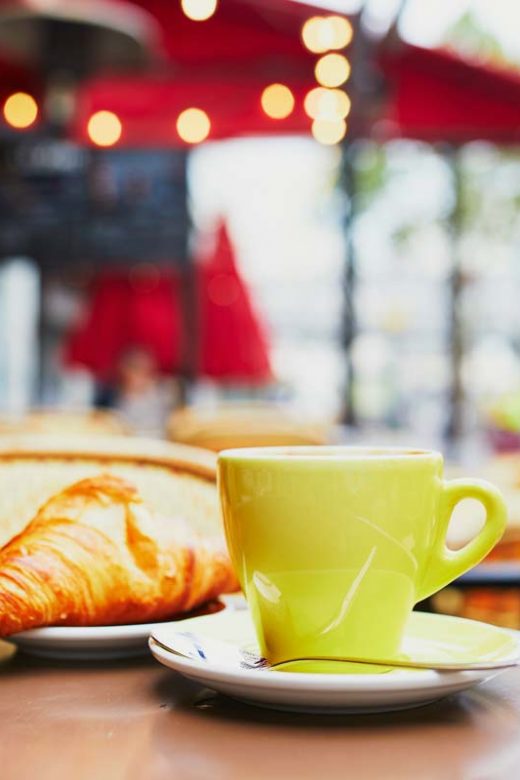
[197, 221, 272, 383]
[64, 223, 272, 384]
[64, 267, 184, 380]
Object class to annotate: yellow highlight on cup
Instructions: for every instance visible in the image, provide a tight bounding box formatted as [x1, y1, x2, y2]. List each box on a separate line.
[87, 110, 122, 147]
[3, 92, 38, 129]
[176, 107, 211, 144]
[261, 84, 295, 119]
[315, 53, 351, 88]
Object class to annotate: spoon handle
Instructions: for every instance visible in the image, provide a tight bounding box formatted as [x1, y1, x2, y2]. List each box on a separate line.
[151, 632, 520, 672]
[265, 654, 520, 671]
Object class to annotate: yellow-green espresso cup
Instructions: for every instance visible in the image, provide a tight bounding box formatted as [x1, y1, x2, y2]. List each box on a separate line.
[218, 447, 507, 665]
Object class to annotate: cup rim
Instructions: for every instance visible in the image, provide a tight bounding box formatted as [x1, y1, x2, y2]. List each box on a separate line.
[218, 445, 443, 462]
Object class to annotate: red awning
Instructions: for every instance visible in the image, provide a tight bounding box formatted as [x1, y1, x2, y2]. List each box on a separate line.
[72, 41, 520, 148]
[70, 0, 322, 146]
[1, 1, 519, 146]
[0, 52, 41, 111]
[117, 0, 315, 67]
[375, 42, 520, 145]
[72, 75, 313, 146]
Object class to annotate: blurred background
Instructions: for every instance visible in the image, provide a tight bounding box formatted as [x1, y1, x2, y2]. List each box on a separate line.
[0, 0, 520, 621]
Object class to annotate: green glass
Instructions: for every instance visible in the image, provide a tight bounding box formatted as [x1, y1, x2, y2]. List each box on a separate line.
[218, 447, 507, 665]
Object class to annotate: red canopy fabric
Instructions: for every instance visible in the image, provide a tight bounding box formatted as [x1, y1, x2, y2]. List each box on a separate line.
[0, 52, 41, 113]
[112, 0, 314, 67]
[197, 221, 272, 383]
[3, 1, 520, 146]
[71, 0, 321, 146]
[68, 0, 520, 148]
[375, 43, 520, 144]
[73, 75, 312, 146]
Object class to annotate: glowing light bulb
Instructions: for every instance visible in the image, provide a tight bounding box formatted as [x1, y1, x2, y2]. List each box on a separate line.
[181, 0, 218, 21]
[87, 111, 122, 147]
[3, 92, 38, 129]
[176, 108, 211, 144]
[302, 17, 325, 53]
[304, 87, 351, 120]
[315, 53, 351, 88]
[311, 118, 347, 145]
[302, 15, 353, 53]
[327, 16, 353, 49]
[261, 84, 295, 119]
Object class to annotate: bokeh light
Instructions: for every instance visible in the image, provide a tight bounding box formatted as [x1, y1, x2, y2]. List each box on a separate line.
[3, 92, 38, 129]
[302, 17, 324, 53]
[176, 108, 211, 144]
[302, 15, 353, 53]
[261, 84, 295, 119]
[315, 53, 351, 88]
[87, 111, 122, 147]
[327, 16, 353, 49]
[311, 118, 347, 145]
[181, 0, 218, 21]
[304, 87, 351, 120]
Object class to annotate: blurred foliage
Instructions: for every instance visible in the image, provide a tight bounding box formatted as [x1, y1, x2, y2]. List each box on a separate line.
[352, 142, 388, 209]
[488, 393, 520, 433]
[458, 147, 520, 245]
[443, 9, 520, 68]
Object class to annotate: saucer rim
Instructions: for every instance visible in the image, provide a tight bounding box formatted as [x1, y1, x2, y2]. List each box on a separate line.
[9, 622, 161, 642]
[148, 636, 499, 692]
[149, 607, 520, 691]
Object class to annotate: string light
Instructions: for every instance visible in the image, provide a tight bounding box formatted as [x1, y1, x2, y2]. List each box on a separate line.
[87, 110, 122, 147]
[311, 118, 347, 145]
[315, 53, 351, 88]
[176, 108, 211, 144]
[327, 16, 353, 49]
[3, 92, 38, 129]
[181, 0, 218, 21]
[302, 17, 324, 53]
[304, 87, 351, 120]
[261, 84, 295, 119]
[302, 15, 353, 53]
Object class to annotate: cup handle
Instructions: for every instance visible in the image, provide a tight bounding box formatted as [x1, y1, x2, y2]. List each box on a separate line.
[416, 479, 507, 602]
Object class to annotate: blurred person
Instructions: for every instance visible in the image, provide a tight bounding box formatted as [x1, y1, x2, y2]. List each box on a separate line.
[96, 345, 178, 437]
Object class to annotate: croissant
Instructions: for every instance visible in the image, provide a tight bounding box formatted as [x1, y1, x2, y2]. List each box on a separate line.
[0, 474, 238, 636]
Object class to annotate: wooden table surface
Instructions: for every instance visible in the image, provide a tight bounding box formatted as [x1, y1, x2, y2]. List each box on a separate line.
[2, 650, 520, 780]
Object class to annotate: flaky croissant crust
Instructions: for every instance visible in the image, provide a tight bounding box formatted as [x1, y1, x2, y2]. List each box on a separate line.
[0, 474, 238, 636]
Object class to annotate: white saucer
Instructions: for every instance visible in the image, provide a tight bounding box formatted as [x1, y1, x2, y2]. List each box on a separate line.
[149, 610, 519, 713]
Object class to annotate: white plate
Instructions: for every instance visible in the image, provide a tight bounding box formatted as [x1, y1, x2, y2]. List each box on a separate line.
[149, 610, 518, 714]
[7, 623, 164, 660]
[8, 604, 228, 660]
